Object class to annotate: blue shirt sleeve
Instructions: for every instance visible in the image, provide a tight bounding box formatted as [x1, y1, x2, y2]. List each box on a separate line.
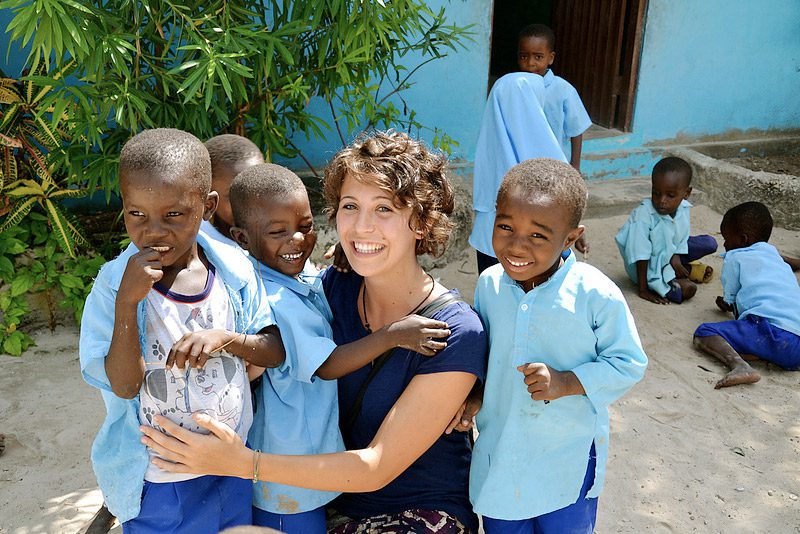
[616, 206, 654, 265]
[721, 252, 742, 305]
[570, 285, 648, 411]
[673, 203, 691, 255]
[562, 83, 592, 138]
[269, 284, 337, 383]
[79, 261, 123, 393]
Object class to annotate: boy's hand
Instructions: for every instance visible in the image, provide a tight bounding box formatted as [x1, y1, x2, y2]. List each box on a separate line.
[715, 296, 733, 313]
[167, 329, 235, 369]
[445, 391, 482, 434]
[118, 249, 163, 305]
[574, 234, 590, 254]
[323, 242, 351, 272]
[517, 363, 574, 401]
[638, 287, 669, 305]
[670, 256, 690, 279]
[384, 315, 450, 356]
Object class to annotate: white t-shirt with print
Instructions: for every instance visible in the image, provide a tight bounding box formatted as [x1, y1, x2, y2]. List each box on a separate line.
[139, 266, 253, 482]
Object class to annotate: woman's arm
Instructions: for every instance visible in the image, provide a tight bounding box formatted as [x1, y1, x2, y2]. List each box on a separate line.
[141, 370, 476, 492]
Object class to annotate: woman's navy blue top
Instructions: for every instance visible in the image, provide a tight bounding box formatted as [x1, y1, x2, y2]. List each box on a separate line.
[322, 268, 487, 532]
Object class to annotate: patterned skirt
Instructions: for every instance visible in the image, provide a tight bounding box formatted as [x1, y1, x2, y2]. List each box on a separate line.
[327, 508, 469, 534]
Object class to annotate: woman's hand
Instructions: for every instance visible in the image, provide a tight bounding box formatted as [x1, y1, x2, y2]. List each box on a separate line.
[140, 413, 251, 479]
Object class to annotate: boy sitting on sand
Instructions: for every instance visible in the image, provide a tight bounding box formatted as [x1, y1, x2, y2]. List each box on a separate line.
[694, 201, 800, 388]
[615, 156, 717, 304]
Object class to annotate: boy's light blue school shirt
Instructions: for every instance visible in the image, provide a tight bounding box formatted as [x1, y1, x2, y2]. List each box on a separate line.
[470, 254, 648, 519]
[615, 199, 691, 296]
[469, 72, 567, 257]
[79, 230, 274, 523]
[721, 242, 800, 336]
[542, 69, 592, 160]
[248, 258, 344, 514]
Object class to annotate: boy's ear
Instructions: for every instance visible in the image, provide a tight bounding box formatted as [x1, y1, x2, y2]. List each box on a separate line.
[203, 191, 219, 221]
[229, 226, 250, 251]
[564, 225, 585, 250]
[548, 51, 555, 66]
[683, 186, 693, 199]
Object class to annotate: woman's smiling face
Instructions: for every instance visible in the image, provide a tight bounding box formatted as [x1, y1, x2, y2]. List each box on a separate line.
[335, 174, 421, 279]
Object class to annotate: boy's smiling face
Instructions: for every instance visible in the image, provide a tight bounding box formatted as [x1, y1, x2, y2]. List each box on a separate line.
[651, 170, 692, 217]
[518, 35, 555, 76]
[234, 190, 316, 277]
[121, 171, 216, 270]
[492, 187, 583, 292]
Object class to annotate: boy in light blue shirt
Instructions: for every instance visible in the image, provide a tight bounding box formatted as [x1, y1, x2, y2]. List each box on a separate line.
[228, 163, 451, 533]
[694, 201, 800, 388]
[517, 24, 591, 171]
[470, 158, 647, 533]
[79, 129, 284, 532]
[615, 156, 718, 304]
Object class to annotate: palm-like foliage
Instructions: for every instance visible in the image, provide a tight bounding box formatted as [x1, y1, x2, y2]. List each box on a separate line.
[0, 62, 88, 257]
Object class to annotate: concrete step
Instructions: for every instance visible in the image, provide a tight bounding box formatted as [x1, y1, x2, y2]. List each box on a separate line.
[585, 175, 710, 219]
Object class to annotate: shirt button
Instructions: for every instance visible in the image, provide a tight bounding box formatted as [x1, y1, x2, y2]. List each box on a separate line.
[521, 304, 528, 311]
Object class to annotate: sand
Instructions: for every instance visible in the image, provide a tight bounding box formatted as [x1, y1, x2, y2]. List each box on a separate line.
[1, 204, 799, 534]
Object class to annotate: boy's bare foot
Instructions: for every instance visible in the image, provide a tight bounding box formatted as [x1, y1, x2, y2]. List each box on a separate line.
[715, 364, 761, 389]
[639, 288, 669, 304]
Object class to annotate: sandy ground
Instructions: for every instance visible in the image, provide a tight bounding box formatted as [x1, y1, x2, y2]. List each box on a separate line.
[1, 204, 799, 534]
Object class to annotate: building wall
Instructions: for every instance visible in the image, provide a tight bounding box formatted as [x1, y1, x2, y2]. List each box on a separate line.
[631, 0, 800, 143]
[4, 1, 798, 175]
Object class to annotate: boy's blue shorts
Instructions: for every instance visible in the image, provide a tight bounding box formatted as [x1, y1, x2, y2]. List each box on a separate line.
[253, 505, 327, 534]
[123, 475, 252, 534]
[695, 314, 800, 370]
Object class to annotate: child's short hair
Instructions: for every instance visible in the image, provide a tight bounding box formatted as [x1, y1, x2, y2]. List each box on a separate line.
[518, 23, 555, 51]
[652, 156, 693, 186]
[497, 158, 587, 227]
[323, 130, 455, 258]
[722, 201, 773, 243]
[230, 163, 305, 227]
[205, 134, 264, 169]
[120, 128, 211, 194]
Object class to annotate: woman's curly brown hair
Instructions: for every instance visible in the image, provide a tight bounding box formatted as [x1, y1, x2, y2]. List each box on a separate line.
[323, 131, 455, 258]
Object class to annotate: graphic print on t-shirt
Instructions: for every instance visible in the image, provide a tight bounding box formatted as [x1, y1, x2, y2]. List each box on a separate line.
[138, 267, 252, 482]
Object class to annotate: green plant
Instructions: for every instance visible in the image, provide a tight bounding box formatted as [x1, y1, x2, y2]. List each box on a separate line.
[0, 63, 90, 257]
[2, 0, 471, 188]
[0, 213, 103, 356]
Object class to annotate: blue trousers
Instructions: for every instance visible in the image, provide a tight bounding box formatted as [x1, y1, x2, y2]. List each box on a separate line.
[123, 475, 252, 534]
[679, 234, 718, 265]
[253, 505, 327, 534]
[482, 445, 598, 534]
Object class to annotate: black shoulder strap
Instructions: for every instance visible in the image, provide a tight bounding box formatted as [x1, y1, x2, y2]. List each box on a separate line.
[341, 291, 464, 434]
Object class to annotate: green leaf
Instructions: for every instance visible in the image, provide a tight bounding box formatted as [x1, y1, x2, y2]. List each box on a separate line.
[10, 272, 34, 296]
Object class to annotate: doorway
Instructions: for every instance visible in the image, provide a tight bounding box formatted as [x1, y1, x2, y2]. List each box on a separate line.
[488, 0, 647, 132]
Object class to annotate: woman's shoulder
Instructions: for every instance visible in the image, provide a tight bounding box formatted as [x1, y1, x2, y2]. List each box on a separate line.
[321, 267, 363, 301]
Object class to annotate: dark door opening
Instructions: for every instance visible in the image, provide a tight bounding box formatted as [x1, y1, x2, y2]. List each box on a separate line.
[488, 0, 647, 132]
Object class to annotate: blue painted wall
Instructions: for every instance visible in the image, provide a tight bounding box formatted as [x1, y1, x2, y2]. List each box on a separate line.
[631, 0, 800, 143]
